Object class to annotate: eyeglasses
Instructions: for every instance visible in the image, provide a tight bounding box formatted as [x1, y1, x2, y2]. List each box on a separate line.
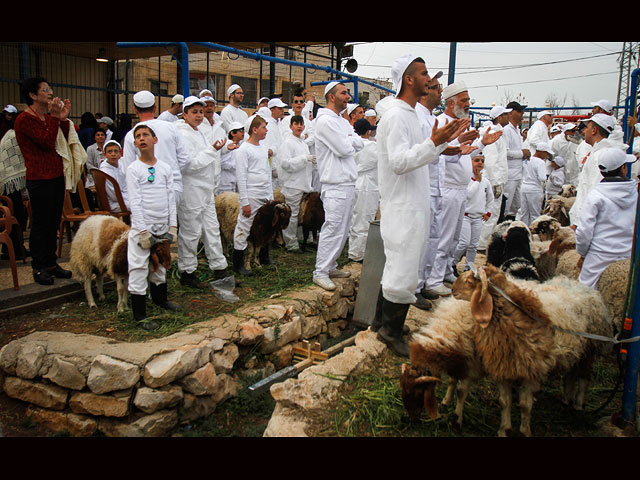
[293, 100, 305, 104]
[39, 86, 53, 93]
[147, 166, 155, 183]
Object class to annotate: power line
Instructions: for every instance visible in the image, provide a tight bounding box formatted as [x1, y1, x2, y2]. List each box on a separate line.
[470, 70, 619, 90]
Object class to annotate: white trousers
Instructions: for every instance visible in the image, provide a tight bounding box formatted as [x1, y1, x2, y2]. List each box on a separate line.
[478, 188, 503, 250]
[519, 190, 544, 227]
[424, 187, 466, 289]
[453, 214, 483, 269]
[313, 184, 355, 279]
[348, 188, 380, 261]
[233, 197, 269, 251]
[380, 207, 430, 305]
[579, 251, 628, 289]
[503, 178, 521, 217]
[281, 186, 305, 250]
[127, 229, 167, 296]
[177, 194, 228, 274]
[417, 195, 442, 292]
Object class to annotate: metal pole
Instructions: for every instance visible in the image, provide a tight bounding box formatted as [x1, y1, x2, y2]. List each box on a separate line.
[448, 42, 457, 85]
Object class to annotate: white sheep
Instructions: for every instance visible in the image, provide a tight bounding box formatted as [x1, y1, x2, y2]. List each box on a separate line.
[215, 191, 241, 255]
[69, 215, 171, 313]
[449, 264, 614, 436]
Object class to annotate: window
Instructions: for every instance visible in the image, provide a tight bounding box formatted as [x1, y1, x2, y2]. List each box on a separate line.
[149, 80, 168, 97]
[189, 73, 217, 97]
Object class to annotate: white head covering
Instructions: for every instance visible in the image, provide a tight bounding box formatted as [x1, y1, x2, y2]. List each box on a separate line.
[489, 105, 512, 119]
[597, 148, 635, 172]
[171, 94, 184, 104]
[103, 139, 121, 151]
[591, 99, 613, 113]
[561, 123, 577, 132]
[228, 121, 244, 132]
[536, 110, 553, 120]
[98, 116, 114, 126]
[365, 109, 376, 118]
[323, 81, 342, 96]
[346, 103, 360, 116]
[201, 95, 216, 104]
[257, 107, 271, 119]
[133, 90, 156, 108]
[199, 89, 213, 98]
[227, 84, 242, 97]
[183, 96, 205, 110]
[3, 104, 17, 114]
[590, 113, 616, 134]
[268, 98, 288, 109]
[442, 81, 468, 101]
[391, 53, 421, 94]
[552, 155, 565, 167]
[535, 142, 555, 155]
[550, 125, 562, 133]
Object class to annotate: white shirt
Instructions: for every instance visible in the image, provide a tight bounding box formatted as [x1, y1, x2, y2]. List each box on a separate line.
[157, 110, 180, 122]
[527, 119, 550, 152]
[85, 143, 106, 188]
[437, 112, 484, 190]
[235, 141, 273, 207]
[121, 119, 191, 194]
[479, 122, 508, 186]
[521, 155, 547, 193]
[313, 107, 363, 186]
[504, 122, 526, 181]
[126, 158, 177, 232]
[416, 102, 444, 196]
[355, 138, 378, 192]
[551, 133, 579, 184]
[277, 134, 314, 192]
[99, 160, 129, 213]
[220, 104, 248, 133]
[465, 175, 494, 217]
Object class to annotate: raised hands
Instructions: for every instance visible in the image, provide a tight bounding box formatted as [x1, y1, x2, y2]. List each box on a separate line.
[481, 127, 503, 146]
[213, 138, 228, 151]
[430, 117, 472, 147]
[49, 97, 71, 120]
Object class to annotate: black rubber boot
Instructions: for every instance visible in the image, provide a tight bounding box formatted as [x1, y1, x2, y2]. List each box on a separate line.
[233, 249, 254, 276]
[376, 299, 411, 358]
[131, 294, 159, 331]
[180, 271, 208, 289]
[150, 283, 183, 311]
[370, 287, 410, 334]
[259, 245, 275, 265]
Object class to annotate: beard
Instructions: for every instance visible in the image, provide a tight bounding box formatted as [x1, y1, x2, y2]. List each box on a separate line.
[453, 104, 470, 119]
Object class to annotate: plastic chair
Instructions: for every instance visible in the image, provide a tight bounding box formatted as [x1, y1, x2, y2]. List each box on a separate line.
[91, 168, 131, 224]
[0, 194, 27, 264]
[0, 205, 19, 290]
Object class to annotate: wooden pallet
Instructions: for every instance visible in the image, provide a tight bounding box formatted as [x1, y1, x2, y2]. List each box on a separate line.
[293, 340, 329, 364]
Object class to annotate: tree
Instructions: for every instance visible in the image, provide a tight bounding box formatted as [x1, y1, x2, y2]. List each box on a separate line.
[544, 92, 567, 114]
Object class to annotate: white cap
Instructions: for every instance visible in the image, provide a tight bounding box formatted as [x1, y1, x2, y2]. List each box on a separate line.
[442, 81, 468, 101]
[562, 123, 577, 132]
[228, 121, 244, 132]
[133, 90, 156, 108]
[103, 139, 121, 151]
[199, 89, 213, 98]
[324, 81, 342, 96]
[98, 116, 113, 125]
[258, 97, 269, 105]
[589, 113, 616, 134]
[591, 99, 613, 113]
[257, 107, 271, 119]
[268, 98, 288, 109]
[201, 95, 216, 104]
[171, 94, 184, 104]
[536, 110, 553, 120]
[489, 105, 512, 119]
[183, 96, 205, 109]
[552, 156, 565, 167]
[3, 104, 17, 113]
[597, 148, 636, 172]
[365, 109, 376, 117]
[391, 53, 422, 94]
[346, 103, 360, 116]
[550, 124, 562, 133]
[535, 142, 555, 155]
[227, 84, 242, 97]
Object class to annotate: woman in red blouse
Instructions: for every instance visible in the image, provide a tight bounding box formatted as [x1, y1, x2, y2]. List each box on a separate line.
[14, 77, 73, 285]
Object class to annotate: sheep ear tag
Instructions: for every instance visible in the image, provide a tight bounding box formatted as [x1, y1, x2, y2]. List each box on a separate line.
[470, 267, 493, 328]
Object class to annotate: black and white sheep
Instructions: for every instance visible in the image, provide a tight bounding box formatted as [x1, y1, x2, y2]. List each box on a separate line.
[487, 220, 540, 281]
[69, 215, 172, 313]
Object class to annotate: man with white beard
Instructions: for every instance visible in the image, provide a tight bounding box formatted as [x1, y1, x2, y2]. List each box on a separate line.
[372, 55, 470, 357]
[422, 81, 503, 298]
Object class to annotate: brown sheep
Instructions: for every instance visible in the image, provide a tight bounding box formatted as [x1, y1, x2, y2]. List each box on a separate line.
[245, 200, 292, 271]
[299, 191, 325, 252]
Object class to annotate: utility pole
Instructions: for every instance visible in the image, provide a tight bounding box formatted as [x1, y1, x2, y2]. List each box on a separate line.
[616, 42, 639, 120]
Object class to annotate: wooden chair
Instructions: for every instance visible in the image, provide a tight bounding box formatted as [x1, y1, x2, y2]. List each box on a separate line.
[0, 205, 20, 290]
[91, 168, 131, 224]
[0, 194, 27, 264]
[57, 180, 110, 257]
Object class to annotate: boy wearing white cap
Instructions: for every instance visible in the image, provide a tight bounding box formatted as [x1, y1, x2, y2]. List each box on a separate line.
[576, 148, 638, 288]
[220, 84, 248, 134]
[569, 113, 627, 228]
[157, 94, 184, 123]
[98, 140, 129, 213]
[544, 153, 566, 201]
[174, 96, 229, 288]
[217, 121, 244, 194]
[311, 81, 364, 291]
[519, 142, 553, 226]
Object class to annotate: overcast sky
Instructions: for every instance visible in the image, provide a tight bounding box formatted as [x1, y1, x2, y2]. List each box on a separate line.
[349, 42, 629, 115]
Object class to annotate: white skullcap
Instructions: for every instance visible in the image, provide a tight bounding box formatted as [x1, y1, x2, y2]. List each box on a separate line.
[489, 105, 512, 119]
[365, 109, 376, 117]
[590, 113, 616, 134]
[391, 53, 422, 94]
[258, 97, 269, 105]
[442, 81, 468, 101]
[103, 139, 121, 151]
[268, 98, 288, 109]
[133, 90, 156, 108]
[171, 94, 184, 104]
[244, 114, 261, 133]
[183, 96, 205, 109]
[535, 142, 555, 155]
[324, 81, 342, 96]
[597, 148, 636, 172]
[227, 84, 242, 97]
[536, 110, 553, 120]
[201, 95, 216, 104]
[591, 99, 613, 113]
[199, 89, 213, 98]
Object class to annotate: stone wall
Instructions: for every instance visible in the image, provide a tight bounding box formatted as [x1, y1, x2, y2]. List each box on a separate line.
[0, 264, 363, 437]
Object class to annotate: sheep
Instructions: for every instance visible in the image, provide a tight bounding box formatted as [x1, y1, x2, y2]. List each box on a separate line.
[485, 219, 513, 268]
[529, 214, 561, 241]
[244, 200, 292, 271]
[597, 258, 630, 326]
[543, 195, 575, 227]
[69, 215, 172, 313]
[449, 264, 614, 436]
[547, 226, 581, 280]
[486, 220, 539, 281]
[215, 191, 241, 255]
[298, 191, 325, 252]
[560, 184, 577, 198]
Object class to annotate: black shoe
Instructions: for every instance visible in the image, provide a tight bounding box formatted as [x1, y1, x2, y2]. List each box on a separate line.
[212, 269, 228, 280]
[150, 283, 183, 311]
[33, 269, 54, 285]
[371, 288, 410, 334]
[47, 264, 72, 279]
[180, 271, 208, 289]
[412, 293, 433, 311]
[420, 287, 440, 301]
[233, 249, 254, 276]
[131, 294, 159, 331]
[258, 246, 275, 265]
[376, 299, 411, 358]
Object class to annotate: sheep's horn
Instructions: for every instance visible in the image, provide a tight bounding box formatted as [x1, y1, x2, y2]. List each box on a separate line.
[415, 375, 441, 384]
